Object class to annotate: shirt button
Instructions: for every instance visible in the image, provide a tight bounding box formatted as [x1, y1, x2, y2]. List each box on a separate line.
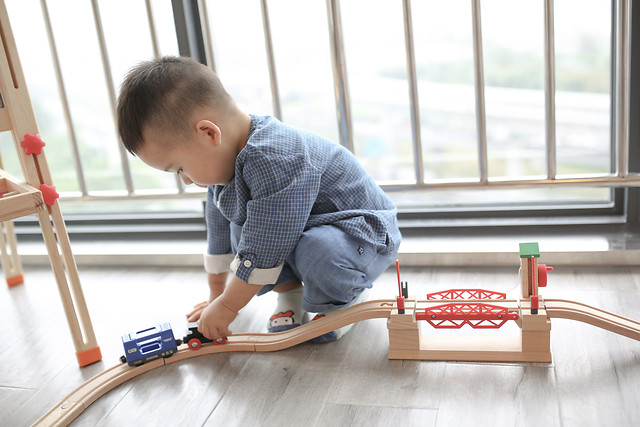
[243, 260, 252, 268]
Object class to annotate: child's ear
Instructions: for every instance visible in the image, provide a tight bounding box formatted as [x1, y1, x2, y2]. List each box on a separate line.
[195, 120, 221, 146]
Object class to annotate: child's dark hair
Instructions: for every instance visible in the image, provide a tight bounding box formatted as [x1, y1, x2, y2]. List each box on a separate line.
[117, 56, 231, 154]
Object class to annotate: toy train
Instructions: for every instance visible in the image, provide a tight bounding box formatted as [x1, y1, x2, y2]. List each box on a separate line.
[120, 322, 227, 366]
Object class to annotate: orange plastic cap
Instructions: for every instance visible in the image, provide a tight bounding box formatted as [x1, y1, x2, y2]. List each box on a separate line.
[7, 274, 24, 287]
[76, 346, 102, 367]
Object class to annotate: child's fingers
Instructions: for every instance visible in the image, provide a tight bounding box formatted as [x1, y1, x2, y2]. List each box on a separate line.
[187, 311, 202, 322]
[197, 321, 219, 340]
[197, 320, 231, 341]
[215, 326, 232, 340]
[186, 301, 208, 319]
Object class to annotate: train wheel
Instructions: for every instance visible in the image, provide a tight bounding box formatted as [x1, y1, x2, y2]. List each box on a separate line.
[213, 337, 227, 345]
[188, 338, 202, 350]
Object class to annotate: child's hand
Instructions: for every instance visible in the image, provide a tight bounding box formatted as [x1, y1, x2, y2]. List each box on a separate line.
[186, 301, 208, 322]
[197, 298, 238, 340]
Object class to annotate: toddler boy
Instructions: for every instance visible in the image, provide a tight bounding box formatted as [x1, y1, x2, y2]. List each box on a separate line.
[117, 56, 401, 342]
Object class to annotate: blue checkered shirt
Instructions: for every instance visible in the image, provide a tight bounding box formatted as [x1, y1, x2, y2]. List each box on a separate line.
[205, 115, 401, 285]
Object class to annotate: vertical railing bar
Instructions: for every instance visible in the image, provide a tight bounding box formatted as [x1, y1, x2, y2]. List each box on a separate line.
[402, 0, 424, 185]
[146, 0, 183, 193]
[144, 0, 160, 58]
[326, 0, 353, 152]
[260, 0, 282, 121]
[90, 0, 135, 195]
[40, 0, 88, 196]
[198, 0, 217, 73]
[148, 0, 184, 193]
[544, 0, 557, 180]
[471, 0, 488, 183]
[615, 0, 630, 178]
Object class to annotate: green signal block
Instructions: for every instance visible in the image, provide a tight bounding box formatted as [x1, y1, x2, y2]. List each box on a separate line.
[519, 242, 540, 258]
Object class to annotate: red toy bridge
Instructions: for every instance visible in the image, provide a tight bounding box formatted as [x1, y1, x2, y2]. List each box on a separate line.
[426, 288, 506, 300]
[416, 302, 519, 329]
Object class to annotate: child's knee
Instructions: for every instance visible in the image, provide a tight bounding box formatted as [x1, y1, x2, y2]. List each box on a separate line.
[293, 225, 377, 272]
[291, 224, 395, 310]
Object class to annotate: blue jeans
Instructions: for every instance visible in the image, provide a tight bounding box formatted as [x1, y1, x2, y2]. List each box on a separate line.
[230, 224, 398, 312]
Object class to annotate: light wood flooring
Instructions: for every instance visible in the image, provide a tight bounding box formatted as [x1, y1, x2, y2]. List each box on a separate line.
[1, 264, 640, 426]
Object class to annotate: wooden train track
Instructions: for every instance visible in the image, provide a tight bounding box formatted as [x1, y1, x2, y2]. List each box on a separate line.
[34, 297, 640, 426]
[34, 299, 394, 427]
[545, 299, 640, 341]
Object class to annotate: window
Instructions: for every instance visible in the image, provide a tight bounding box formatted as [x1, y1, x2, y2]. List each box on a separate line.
[3, 0, 638, 236]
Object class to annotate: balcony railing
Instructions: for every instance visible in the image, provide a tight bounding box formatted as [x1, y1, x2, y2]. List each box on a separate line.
[2, 0, 638, 209]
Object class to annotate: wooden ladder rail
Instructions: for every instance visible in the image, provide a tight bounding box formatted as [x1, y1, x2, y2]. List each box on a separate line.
[0, 0, 101, 366]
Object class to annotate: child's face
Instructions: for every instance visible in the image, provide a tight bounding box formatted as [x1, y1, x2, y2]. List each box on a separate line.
[137, 125, 235, 187]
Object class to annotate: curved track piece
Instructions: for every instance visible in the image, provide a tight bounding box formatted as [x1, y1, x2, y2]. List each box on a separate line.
[34, 359, 165, 427]
[545, 299, 640, 341]
[33, 300, 394, 427]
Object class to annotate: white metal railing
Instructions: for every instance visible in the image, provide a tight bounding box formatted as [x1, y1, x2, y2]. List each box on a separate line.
[27, 0, 640, 204]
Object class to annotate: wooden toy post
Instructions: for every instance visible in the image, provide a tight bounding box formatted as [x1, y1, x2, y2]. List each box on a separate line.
[0, 0, 101, 366]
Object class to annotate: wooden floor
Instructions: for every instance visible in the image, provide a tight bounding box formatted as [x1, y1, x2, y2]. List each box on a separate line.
[2, 263, 640, 426]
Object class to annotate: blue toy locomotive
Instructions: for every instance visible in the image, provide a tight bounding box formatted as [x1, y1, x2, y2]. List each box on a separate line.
[120, 322, 227, 366]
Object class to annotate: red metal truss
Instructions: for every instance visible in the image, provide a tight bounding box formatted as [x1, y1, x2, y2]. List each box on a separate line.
[426, 289, 507, 300]
[416, 302, 519, 329]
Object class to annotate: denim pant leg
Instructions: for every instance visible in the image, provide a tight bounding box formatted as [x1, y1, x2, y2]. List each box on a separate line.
[229, 223, 298, 295]
[286, 224, 398, 313]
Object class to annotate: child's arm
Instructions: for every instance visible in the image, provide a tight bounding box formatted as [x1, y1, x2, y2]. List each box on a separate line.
[197, 275, 262, 340]
[186, 272, 229, 322]
[208, 271, 228, 300]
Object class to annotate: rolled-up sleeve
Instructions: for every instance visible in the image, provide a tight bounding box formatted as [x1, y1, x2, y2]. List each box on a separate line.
[204, 186, 234, 274]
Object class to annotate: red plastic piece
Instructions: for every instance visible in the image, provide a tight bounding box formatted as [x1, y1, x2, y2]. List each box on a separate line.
[76, 346, 102, 367]
[39, 184, 59, 206]
[530, 257, 538, 314]
[188, 338, 202, 350]
[20, 133, 46, 155]
[395, 260, 405, 313]
[426, 289, 506, 300]
[416, 302, 519, 329]
[395, 260, 402, 296]
[531, 295, 539, 310]
[537, 264, 553, 287]
[6, 274, 24, 287]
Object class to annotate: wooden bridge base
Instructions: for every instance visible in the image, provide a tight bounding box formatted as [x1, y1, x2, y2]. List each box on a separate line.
[387, 299, 552, 363]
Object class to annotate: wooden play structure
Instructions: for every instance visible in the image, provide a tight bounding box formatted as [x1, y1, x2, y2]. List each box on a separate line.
[35, 242, 640, 426]
[0, 0, 101, 366]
